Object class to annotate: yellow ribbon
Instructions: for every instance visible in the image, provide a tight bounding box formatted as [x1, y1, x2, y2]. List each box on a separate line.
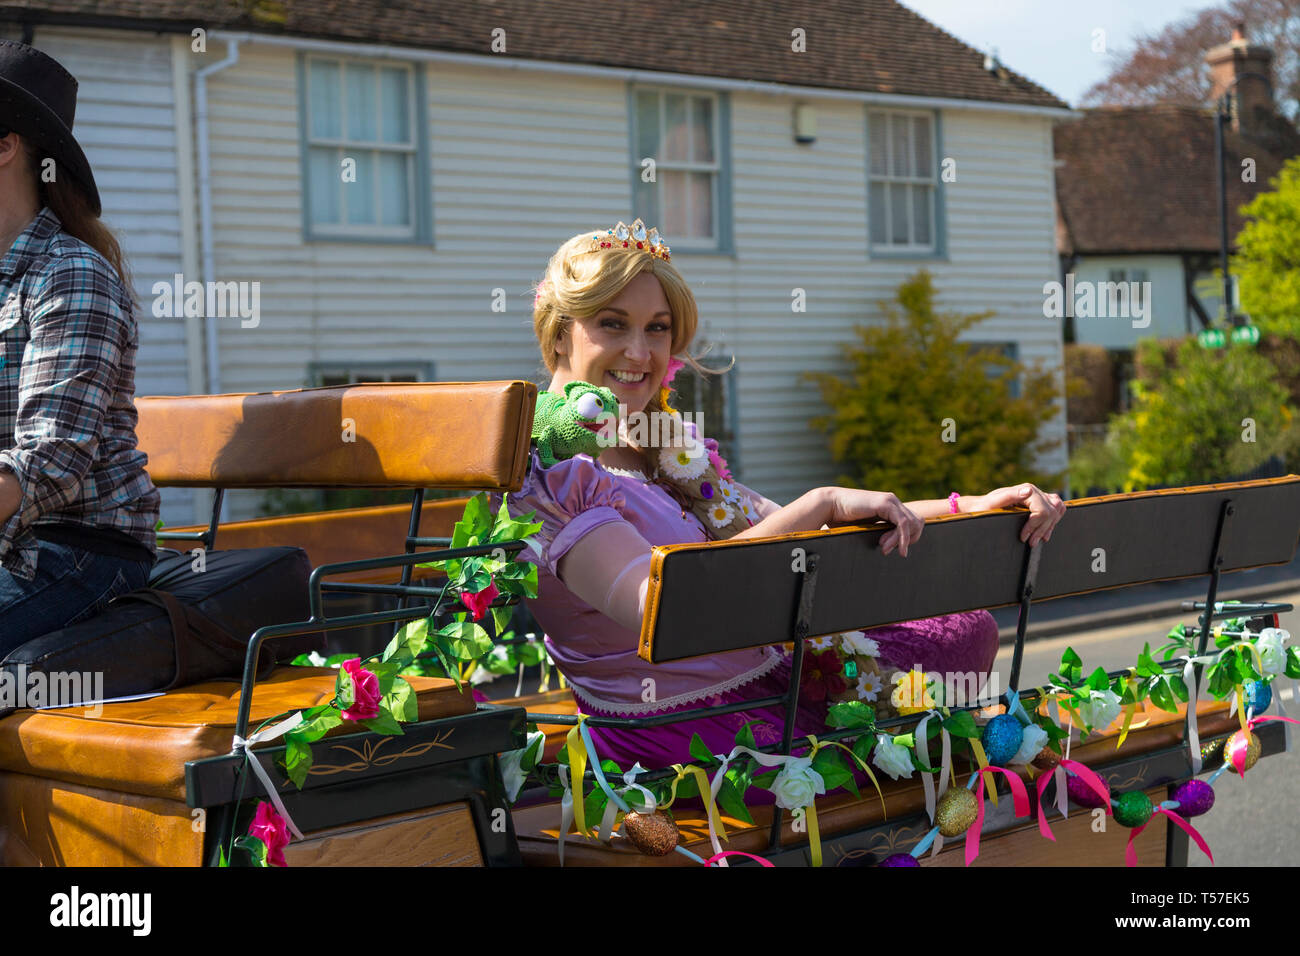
[812, 737, 887, 819]
[1235, 683, 1250, 733]
[661, 763, 728, 843]
[1117, 670, 1142, 749]
[794, 806, 822, 867]
[970, 737, 997, 807]
[565, 718, 591, 837]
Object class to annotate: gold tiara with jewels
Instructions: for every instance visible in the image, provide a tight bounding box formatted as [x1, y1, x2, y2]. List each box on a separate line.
[588, 218, 671, 260]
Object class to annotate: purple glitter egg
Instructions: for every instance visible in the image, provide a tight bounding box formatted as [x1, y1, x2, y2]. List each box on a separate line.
[879, 853, 920, 867]
[700, 482, 713, 499]
[1066, 771, 1109, 809]
[1171, 779, 1215, 818]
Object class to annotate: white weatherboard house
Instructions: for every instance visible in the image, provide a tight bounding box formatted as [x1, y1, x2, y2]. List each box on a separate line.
[2, 1, 1071, 524]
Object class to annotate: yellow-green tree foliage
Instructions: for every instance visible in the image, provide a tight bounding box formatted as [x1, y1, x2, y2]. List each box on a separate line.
[803, 271, 1064, 501]
[1109, 338, 1299, 490]
[1235, 157, 1300, 337]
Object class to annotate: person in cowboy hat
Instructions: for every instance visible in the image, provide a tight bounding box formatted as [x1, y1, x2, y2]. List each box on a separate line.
[0, 39, 159, 651]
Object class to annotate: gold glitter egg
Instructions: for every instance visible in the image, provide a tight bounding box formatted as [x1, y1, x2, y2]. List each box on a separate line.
[1225, 731, 1261, 774]
[621, 810, 679, 856]
[935, 787, 979, 837]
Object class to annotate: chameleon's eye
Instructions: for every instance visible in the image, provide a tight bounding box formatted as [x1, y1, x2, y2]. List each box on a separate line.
[573, 392, 603, 420]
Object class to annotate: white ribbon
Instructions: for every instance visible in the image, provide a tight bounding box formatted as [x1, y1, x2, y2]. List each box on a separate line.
[1051, 698, 1069, 820]
[557, 764, 573, 867]
[913, 710, 950, 827]
[1181, 654, 1215, 774]
[1277, 679, 1297, 754]
[231, 711, 307, 841]
[621, 763, 659, 815]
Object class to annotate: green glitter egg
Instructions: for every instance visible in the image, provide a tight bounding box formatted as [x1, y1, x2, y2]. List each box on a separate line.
[1111, 790, 1153, 828]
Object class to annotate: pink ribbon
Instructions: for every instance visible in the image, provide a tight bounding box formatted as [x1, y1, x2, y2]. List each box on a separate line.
[1231, 715, 1300, 774]
[965, 766, 1031, 866]
[1126, 806, 1213, 867]
[1035, 758, 1110, 842]
[703, 851, 775, 867]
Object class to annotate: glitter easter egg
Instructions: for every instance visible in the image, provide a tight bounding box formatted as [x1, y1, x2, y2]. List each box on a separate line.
[981, 714, 1024, 767]
[1066, 771, 1109, 809]
[879, 852, 920, 867]
[1112, 790, 1153, 828]
[621, 810, 679, 856]
[1031, 746, 1061, 771]
[1171, 779, 1215, 817]
[1225, 730, 1261, 774]
[1244, 680, 1272, 715]
[935, 787, 979, 836]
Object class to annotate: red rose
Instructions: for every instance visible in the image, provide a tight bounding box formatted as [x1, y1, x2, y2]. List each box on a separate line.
[248, 800, 290, 867]
[340, 658, 382, 721]
[461, 580, 500, 622]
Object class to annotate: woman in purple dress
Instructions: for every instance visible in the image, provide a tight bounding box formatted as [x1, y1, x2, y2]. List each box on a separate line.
[499, 221, 1065, 797]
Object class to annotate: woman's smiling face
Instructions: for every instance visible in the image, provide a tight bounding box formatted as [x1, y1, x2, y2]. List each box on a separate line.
[552, 271, 673, 414]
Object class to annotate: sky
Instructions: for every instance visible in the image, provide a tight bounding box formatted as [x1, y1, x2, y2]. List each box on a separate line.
[899, 0, 1213, 105]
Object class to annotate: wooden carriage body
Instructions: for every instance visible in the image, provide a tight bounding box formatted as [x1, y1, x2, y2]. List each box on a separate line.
[0, 380, 1295, 867]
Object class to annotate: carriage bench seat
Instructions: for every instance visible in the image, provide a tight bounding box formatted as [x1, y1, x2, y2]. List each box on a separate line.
[0, 381, 539, 867]
[514, 476, 1300, 867]
[0, 668, 474, 866]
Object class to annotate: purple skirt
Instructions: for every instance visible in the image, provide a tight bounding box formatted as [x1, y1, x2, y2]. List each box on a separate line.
[582, 611, 999, 807]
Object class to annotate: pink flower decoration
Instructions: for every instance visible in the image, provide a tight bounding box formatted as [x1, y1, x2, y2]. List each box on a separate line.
[661, 356, 685, 387]
[248, 800, 290, 867]
[461, 580, 500, 622]
[707, 447, 733, 481]
[340, 658, 382, 722]
[533, 277, 550, 304]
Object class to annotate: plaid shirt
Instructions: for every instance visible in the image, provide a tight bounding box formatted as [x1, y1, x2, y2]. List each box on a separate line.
[0, 207, 159, 581]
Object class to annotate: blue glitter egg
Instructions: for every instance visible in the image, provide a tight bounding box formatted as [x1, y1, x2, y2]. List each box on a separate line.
[1244, 680, 1271, 715]
[981, 714, 1024, 766]
[879, 852, 920, 867]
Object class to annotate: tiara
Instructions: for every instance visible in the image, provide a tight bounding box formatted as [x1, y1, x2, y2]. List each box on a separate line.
[588, 218, 671, 260]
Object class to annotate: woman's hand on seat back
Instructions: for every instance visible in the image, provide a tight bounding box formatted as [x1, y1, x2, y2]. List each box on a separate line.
[822, 488, 923, 557]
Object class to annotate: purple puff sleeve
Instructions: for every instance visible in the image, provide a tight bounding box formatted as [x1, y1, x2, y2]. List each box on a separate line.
[504, 449, 629, 579]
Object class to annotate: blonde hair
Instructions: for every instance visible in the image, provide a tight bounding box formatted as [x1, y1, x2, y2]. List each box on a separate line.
[531, 226, 750, 540]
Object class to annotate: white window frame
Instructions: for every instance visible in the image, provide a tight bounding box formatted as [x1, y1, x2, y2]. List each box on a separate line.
[868, 109, 938, 254]
[632, 86, 723, 249]
[303, 55, 421, 241]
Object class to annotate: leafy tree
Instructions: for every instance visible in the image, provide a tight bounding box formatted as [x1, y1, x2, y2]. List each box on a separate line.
[1234, 156, 1300, 336]
[803, 271, 1064, 502]
[1106, 337, 1299, 490]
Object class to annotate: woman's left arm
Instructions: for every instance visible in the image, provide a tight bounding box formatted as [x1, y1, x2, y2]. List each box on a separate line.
[904, 484, 1066, 546]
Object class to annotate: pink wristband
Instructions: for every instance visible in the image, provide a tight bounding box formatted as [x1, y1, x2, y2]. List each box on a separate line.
[948, 492, 961, 514]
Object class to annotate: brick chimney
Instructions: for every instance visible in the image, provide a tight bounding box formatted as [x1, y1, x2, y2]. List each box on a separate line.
[1206, 23, 1275, 135]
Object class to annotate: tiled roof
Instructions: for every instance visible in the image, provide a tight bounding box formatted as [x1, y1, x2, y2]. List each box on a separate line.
[1055, 105, 1300, 256]
[1, 0, 1068, 109]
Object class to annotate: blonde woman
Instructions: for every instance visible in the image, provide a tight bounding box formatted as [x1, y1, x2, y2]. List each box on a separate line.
[498, 220, 1064, 791]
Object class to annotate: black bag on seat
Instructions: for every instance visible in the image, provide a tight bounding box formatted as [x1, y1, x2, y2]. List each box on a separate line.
[0, 547, 323, 713]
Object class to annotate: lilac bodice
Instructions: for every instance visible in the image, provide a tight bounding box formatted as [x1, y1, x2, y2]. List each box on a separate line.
[494, 446, 783, 715]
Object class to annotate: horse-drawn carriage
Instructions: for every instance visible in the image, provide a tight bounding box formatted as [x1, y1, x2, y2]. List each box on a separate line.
[1, 380, 1296, 867]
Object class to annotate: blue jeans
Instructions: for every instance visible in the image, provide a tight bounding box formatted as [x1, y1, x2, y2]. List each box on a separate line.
[0, 540, 153, 657]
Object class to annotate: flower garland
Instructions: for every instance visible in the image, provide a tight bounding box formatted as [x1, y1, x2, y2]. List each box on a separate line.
[220, 492, 543, 866]
[514, 603, 1300, 867]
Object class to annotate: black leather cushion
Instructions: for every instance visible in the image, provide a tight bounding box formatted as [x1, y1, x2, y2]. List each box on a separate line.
[0, 547, 323, 712]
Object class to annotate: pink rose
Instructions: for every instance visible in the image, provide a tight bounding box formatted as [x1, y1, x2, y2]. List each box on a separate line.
[248, 800, 290, 867]
[340, 658, 382, 721]
[461, 580, 500, 621]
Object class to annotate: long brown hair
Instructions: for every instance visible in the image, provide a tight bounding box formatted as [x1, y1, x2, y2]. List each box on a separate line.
[23, 138, 129, 288]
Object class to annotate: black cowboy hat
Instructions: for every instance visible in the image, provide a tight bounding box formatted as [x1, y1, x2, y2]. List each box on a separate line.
[0, 39, 100, 215]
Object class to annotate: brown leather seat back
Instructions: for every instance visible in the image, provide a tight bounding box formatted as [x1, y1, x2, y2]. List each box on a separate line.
[639, 476, 1300, 663]
[135, 381, 536, 490]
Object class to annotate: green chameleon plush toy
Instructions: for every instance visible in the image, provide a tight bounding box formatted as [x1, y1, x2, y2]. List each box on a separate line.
[531, 381, 620, 468]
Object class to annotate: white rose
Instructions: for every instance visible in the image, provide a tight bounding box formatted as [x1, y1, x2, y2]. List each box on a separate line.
[1076, 688, 1122, 731]
[1256, 627, 1289, 676]
[871, 734, 915, 781]
[840, 631, 881, 658]
[770, 757, 826, 810]
[498, 730, 545, 803]
[1009, 723, 1049, 765]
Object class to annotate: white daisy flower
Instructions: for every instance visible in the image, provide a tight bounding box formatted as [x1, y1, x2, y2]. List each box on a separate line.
[808, 636, 835, 651]
[856, 672, 884, 702]
[840, 631, 881, 658]
[707, 500, 736, 528]
[738, 497, 755, 521]
[716, 480, 739, 502]
[659, 438, 708, 480]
